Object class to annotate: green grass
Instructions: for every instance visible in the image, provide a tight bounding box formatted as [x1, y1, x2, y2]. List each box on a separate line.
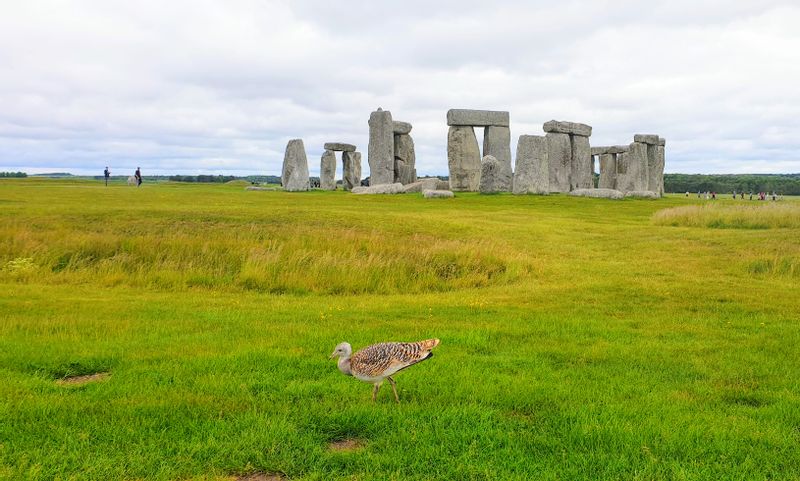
[1, 178, 799, 480]
[653, 202, 800, 229]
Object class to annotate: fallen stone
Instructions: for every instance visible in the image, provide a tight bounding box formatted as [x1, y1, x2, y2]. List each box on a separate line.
[479, 155, 503, 194]
[281, 139, 310, 191]
[423, 189, 454, 198]
[624, 190, 660, 199]
[394, 133, 416, 185]
[447, 125, 481, 191]
[546, 132, 571, 193]
[633, 134, 659, 144]
[368, 108, 394, 185]
[568, 188, 624, 200]
[403, 177, 439, 193]
[543, 120, 592, 137]
[513, 135, 549, 195]
[351, 183, 405, 194]
[392, 121, 412, 134]
[245, 186, 279, 191]
[446, 109, 509, 127]
[483, 126, 512, 191]
[342, 151, 361, 191]
[323, 142, 356, 152]
[570, 135, 593, 190]
[320, 149, 337, 190]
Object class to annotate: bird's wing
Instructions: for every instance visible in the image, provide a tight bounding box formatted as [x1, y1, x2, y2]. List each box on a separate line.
[350, 340, 440, 377]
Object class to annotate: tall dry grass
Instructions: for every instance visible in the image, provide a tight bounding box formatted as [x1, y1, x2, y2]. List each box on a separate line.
[652, 202, 800, 229]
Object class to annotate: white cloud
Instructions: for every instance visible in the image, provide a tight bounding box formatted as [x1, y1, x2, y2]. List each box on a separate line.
[0, 0, 799, 176]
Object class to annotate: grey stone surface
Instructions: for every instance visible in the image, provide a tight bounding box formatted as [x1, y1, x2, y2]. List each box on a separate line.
[591, 145, 629, 155]
[624, 190, 660, 199]
[546, 132, 572, 193]
[320, 149, 337, 190]
[616, 142, 648, 193]
[403, 178, 439, 193]
[658, 137, 666, 147]
[513, 135, 549, 195]
[656, 143, 665, 196]
[342, 151, 361, 191]
[483, 126, 512, 192]
[633, 134, 659, 144]
[393, 133, 416, 185]
[645, 143, 660, 197]
[446, 109, 509, 127]
[368, 108, 394, 185]
[323, 142, 356, 152]
[351, 182, 405, 195]
[543, 120, 592, 137]
[423, 189, 455, 198]
[447, 125, 481, 191]
[436, 179, 451, 190]
[479, 155, 503, 194]
[569, 188, 624, 200]
[597, 153, 617, 189]
[570, 135, 593, 190]
[392, 121, 412, 134]
[281, 139, 310, 192]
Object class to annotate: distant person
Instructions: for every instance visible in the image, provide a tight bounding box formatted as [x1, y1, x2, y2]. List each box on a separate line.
[749, 191, 753, 200]
[772, 192, 777, 201]
[104, 166, 110, 186]
[740, 191, 744, 199]
[135, 167, 142, 187]
[697, 190, 701, 198]
[685, 191, 690, 197]
[732, 190, 736, 199]
[712, 191, 716, 200]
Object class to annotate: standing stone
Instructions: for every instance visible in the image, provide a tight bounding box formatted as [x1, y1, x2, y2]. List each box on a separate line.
[479, 155, 502, 194]
[656, 138, 666, 196]
[617, 142, 648, 193]
[598, 153, 617, 189]
[393, 133, 416, 185]
[546, 132, 571, 193]
[281, 139, 310, 191]
[570, 135, 593, 190]
[646, 143, 660, 196]
[513, 135, 549, 195]
[320, 149, 337, 190]
[447, 126, 481, 191]
[368, 108, 394, 185]
[342, 151, 361, 191]
[483, 126, 512, 192]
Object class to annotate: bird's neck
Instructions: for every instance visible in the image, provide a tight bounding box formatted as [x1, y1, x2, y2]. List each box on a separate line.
[337, 357, 352, 376]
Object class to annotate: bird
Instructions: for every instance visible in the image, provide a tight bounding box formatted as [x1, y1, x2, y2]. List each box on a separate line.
[329, 339, 440, 403]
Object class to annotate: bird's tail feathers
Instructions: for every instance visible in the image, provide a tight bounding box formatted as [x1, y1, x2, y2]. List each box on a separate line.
[418, 338, 440, 350]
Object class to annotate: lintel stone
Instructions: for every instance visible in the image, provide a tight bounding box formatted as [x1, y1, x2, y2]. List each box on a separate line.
[633, 134, 659, 144]
[447, 109, 509, 127]
[323, 142, 356, 152]
[392, 121, 412, 134]
[543, 120, 592, 137]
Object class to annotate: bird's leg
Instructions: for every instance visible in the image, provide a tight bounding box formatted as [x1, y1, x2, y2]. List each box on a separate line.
[387, 376, 399, 403]
[372, 383, 380, 402]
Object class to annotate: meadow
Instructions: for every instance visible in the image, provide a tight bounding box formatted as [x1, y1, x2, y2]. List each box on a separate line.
[1, 178, 799, 480]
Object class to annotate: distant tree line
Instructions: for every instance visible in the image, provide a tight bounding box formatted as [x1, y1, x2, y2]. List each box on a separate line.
[665, 174, 800, 195]
[0, 171, 28, 177]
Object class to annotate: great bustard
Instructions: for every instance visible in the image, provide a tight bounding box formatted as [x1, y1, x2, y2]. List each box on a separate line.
[329, 339, 440, 402]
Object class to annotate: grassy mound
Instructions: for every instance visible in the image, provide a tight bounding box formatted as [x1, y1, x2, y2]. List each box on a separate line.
[652, 202, 800, 229]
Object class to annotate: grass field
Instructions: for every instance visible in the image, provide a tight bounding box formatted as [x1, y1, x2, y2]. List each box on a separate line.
[1, 178, 799, 480]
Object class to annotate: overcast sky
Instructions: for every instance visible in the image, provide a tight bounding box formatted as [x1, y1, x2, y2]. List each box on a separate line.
[1, 0, 799, 176]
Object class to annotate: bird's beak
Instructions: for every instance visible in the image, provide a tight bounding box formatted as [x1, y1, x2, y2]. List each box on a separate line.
[329, 352, 336, 359]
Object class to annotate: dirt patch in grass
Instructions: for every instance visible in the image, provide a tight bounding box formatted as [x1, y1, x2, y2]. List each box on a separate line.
[235, 473, 285, 481]
[328, 438, 365, 452]
[56, 372, 110, 386]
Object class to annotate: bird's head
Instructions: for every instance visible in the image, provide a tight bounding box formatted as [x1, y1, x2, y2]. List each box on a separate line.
[329, 342, 352, 359]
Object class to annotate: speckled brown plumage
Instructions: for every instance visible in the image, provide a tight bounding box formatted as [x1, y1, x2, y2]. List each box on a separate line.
[350, 339, 439, 378]
[330, 338, 440, 402]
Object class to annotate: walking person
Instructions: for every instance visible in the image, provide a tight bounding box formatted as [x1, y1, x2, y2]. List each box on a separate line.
[104, 166, 110, 186]
[135, 167, 142, 187]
